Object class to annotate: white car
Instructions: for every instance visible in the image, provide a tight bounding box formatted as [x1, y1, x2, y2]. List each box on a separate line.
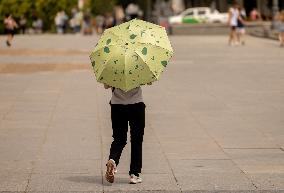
[169, 7, 228, 24]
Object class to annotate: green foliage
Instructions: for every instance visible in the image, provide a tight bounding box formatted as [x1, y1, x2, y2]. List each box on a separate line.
[0, 0, 34, 33]
[0, 0, 33, 19]
[89, 0, 117, 15]
[34, 0, 77, 31]
[0, 0, 146, 33]
[0, 0, 77, 33]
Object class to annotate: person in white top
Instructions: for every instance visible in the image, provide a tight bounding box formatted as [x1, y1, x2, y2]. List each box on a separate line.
[276, 11, 284, 47]
[228, 2, 240, 46]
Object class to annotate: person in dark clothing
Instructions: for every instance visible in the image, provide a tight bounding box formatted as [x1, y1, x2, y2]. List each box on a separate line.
[4, 14, 18, 47]
[104, 84, 145, 184]
[236, 6, 246, 45]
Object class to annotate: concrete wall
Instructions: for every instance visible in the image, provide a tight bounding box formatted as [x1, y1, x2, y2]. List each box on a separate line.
[170, 22, 271, 35]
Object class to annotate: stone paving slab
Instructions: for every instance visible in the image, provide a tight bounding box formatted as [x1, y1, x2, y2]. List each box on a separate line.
[27, 174, 103, 192]
[223, 149, 284, 174]
[103, 174, 179, 192]
[170, 159, 256, 191]
[0, 35, 284, 192]
[0, 173, 29, 192]
[247, 173, 284, 191]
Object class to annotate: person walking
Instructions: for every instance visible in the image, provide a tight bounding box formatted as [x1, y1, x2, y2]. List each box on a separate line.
[55, 12, 64, 34]
[4, 14, 18, 47]
[61, 11, 69, 34]
[228, 2, 239, 46]
[104, 84, 146, 184]
[94, 14, 105, 34]
[19, 15, 27, 34]
[74, 11, 83, 34]
[236, 5, 246, 45]
[125, 3, 141, 21]
[276, 11, 284, 47]
[103, 12, 115, 29]
[32, 17, 43, 34]
[89, 19, 173, 186]
[114, 5, 125, 25]
[250, 8, 261, 21]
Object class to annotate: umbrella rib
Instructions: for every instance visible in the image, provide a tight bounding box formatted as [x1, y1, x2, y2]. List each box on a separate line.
[106, 30, 121, 39]
[124, 51, 128, 91]
[95, 46, 118, 82]
[134, 50, 158, 80]
[135, 42, 174, 56]
[90, 32, 121, 54]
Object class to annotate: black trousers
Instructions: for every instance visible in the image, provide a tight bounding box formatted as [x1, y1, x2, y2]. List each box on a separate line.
[108, 102, 145, 176]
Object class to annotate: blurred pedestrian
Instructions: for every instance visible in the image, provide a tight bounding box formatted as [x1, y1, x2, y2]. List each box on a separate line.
[32, 17, 43, 34]
[236, 6, 246, 45]
[69, 17, 76, 33]
[4, 14, 18, 47]
[70, 8, 77, 33]
[276, 11, 284, 47]
[61, 11, 69, 34]
[250, 8, 261, 21]
[82, 11, 92, 35]
[104, 12, 115, 29]
[74, 11, 83, 33]
[19, 15, 27, 34]
[55, 12, 64, 34]
[95, 14, 105, 34]
[210, 0, 216, 12]
[55, 11, 69, 34]
[114, 5, 125, 25]
[171, 0, 185, 15]
[126, 3, 140, 21]
[228, 2, 239, 46]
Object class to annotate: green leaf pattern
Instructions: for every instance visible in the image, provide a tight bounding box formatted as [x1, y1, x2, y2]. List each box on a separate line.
[89, 19, 173, 91]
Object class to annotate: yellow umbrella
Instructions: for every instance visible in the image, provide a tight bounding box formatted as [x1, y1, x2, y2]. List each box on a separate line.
[90, 19, 173, 92]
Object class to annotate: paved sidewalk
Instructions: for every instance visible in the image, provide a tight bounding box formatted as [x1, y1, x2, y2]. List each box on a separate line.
[0, 34, 284, 193]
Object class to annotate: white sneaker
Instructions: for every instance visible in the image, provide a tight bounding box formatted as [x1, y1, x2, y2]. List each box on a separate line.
[105, 159, 116, 183]
[129, 174, 142, 184]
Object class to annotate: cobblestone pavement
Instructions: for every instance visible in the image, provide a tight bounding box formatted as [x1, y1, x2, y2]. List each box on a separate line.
[0, 34, 284, 193]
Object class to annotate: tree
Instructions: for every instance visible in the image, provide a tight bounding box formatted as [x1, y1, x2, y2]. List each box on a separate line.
[0, 0, 77, 33]
[0, 0, 34, 19]
[0, 0, 34, 33]
[34, 0, 77, 31]
[89, 0, 117, 15]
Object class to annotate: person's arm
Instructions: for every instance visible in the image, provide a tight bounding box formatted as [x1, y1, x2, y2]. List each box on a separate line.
[13, 19, 18, 28]
[228, 8, 232, 25]
[238, 15, 245, 25]
[4, 19, 8, 26]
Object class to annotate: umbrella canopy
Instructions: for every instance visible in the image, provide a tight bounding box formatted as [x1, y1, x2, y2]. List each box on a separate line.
[89, 19, 173, 92]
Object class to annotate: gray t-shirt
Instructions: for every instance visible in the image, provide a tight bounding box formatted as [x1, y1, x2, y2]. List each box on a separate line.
[111, 87, 143, 105]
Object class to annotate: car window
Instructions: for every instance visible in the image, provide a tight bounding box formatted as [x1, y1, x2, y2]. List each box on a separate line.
[185, 11, 194, 16]
[198, 10, 206, 15]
